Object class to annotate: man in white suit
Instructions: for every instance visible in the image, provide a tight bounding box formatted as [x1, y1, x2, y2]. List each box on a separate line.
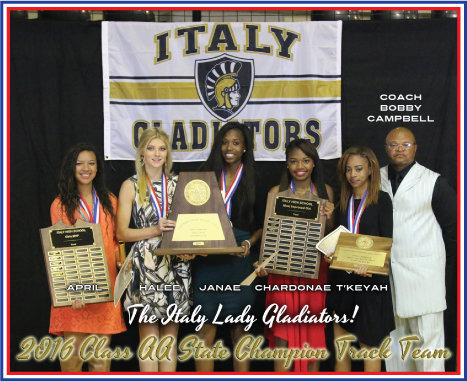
[381, 127, 456, 372]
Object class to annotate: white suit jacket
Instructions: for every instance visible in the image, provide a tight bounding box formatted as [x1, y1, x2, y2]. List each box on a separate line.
[381, 163, 446, 318]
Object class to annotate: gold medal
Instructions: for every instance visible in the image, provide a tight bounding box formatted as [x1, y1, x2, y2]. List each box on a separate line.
[184, 179, 210, 206]
[356, 236, 374, 249]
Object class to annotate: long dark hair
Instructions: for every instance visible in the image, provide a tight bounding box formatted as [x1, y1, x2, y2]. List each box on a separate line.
[337, 146, 381, 212]
[279, 139, 329, 199]
[200, 121, 256, 227]
[57, 143, 114, 224]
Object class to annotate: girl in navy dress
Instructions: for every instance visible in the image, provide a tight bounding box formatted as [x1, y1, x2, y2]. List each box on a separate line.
[192, 122, 263, 372]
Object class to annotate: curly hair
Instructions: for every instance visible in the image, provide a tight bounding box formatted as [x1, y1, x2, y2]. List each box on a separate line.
[57, 143, 114, 224]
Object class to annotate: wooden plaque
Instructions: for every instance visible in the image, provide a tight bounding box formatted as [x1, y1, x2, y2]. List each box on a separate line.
[258, 189, 326, 279]
[331, 232, 392, 275]
[40, 220, 113, 307]
[154, 171, 243, 255]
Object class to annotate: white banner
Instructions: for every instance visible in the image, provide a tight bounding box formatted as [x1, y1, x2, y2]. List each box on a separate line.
[102, 21, 342, 161]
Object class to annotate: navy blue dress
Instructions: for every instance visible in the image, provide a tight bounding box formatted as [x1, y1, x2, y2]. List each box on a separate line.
[192, 182, 260, 321]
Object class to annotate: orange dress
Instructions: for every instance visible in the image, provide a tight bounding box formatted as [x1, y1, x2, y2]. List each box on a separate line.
[48, 195, 126, 336]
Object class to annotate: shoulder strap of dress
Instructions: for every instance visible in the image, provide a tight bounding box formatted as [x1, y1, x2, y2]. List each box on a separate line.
[128, 176, 140, 203]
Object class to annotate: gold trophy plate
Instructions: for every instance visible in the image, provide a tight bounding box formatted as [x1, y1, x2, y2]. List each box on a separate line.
[154, 172, 243, 255]
[331, 232, 392, 275]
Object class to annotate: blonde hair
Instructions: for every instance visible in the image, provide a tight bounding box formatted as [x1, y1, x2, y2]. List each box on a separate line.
[135, 128, 172, 205]
[337, 146, 381, 212]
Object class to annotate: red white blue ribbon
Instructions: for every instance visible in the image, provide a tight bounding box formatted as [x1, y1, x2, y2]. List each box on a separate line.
[79, 187, 100, 223]
[147, 173, 168, 220]
[221, 164, 243, 219]
[347, 190, 368, 233]
[290, 179, 314, 195]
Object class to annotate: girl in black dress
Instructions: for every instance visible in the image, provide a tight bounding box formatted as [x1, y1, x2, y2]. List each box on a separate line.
[326, 146, 395, 372]
[192, 122, 263, 372]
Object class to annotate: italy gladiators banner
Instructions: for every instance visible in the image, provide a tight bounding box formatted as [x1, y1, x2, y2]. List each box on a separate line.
[102, 21, 342, 161]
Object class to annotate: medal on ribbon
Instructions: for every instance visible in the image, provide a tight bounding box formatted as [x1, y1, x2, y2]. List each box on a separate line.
[147, 173, 168, 220]
[221, 164, 243, 219]
[78, 187, 100, 223]
[290, 179, 314, 195]
[347, 190, 368, 233]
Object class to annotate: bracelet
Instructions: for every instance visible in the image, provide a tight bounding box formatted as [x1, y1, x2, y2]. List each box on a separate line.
[244, 239, 251, 249]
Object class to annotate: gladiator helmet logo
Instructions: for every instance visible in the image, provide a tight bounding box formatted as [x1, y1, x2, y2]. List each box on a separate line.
[195, 54, 254, 122]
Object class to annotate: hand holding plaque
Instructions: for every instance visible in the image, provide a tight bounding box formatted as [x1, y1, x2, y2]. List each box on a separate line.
[258, 188, 326, 279]
[330, 232, 392, 275]
[40, 220, 113, 307]
[154, 172, 243, 255]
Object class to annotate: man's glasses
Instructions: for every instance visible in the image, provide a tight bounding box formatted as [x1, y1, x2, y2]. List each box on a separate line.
[386, 143, 416, 150]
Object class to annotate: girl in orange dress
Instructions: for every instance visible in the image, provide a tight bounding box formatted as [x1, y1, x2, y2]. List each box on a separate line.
[49, 143, 126, 372]
[256, 139, 334, 372]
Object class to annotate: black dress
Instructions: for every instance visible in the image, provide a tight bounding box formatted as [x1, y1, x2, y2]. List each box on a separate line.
[327, 191, 395, 347]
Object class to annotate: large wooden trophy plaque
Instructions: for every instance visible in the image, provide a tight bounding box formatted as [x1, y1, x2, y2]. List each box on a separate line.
[154, 172, 243, 255]
[258, 189, 326, 279]
[40, 220, 113, 307]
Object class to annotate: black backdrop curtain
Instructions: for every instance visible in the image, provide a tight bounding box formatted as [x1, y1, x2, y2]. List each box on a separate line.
[10, 18, 457, 372]
[342, 19, 457, 186]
